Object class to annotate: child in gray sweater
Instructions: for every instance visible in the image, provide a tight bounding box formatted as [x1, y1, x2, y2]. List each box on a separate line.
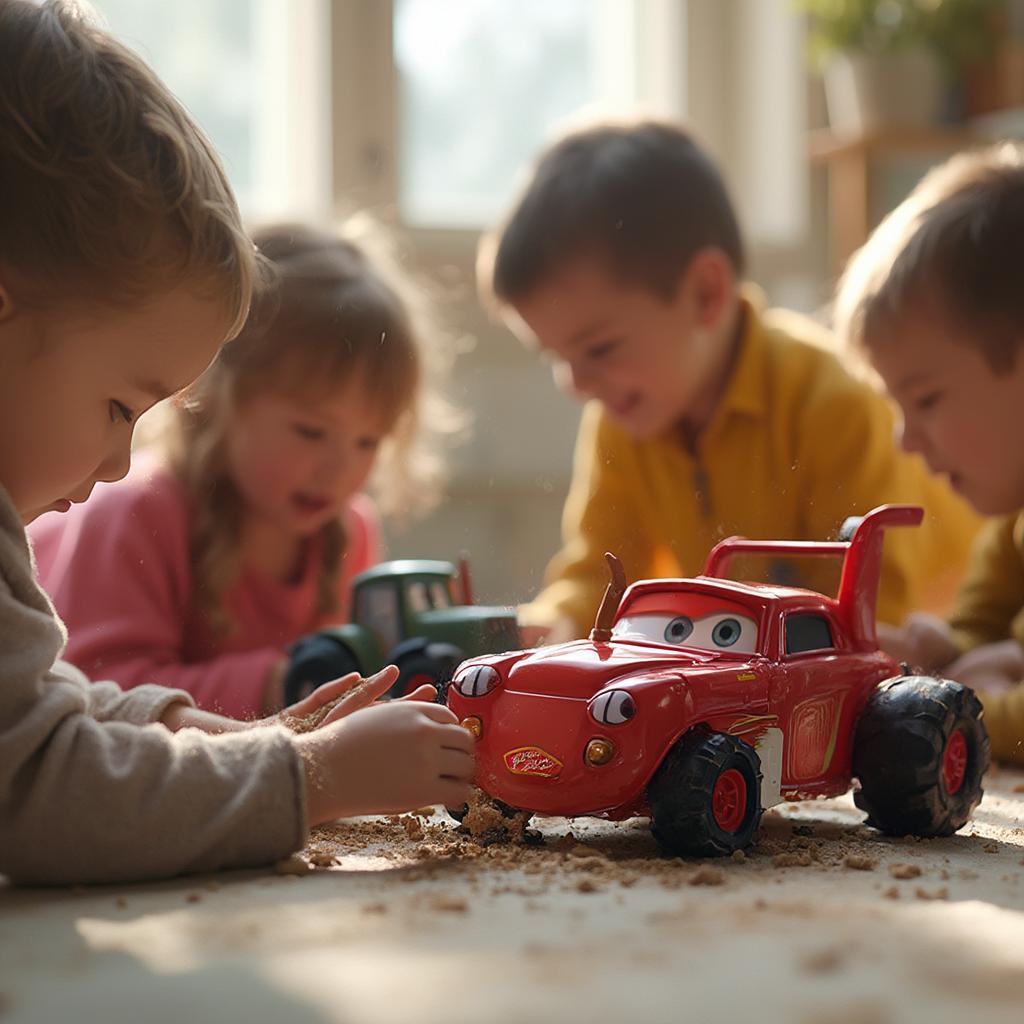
[0, 0, 472, 885]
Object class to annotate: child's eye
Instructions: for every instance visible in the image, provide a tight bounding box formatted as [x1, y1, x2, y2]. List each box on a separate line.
[357, 436, 380, 452]
[109, 400, 135, 424]
[293, 423, 325, 441]
[588, 339, 620, 360]
[914, 392, 943, 412]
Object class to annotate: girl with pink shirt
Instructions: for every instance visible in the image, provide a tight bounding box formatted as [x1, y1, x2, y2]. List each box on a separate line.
[30, 222, 451, 719]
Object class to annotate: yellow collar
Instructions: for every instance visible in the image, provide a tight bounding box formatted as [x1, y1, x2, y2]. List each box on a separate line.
[716, 283, 768, 420]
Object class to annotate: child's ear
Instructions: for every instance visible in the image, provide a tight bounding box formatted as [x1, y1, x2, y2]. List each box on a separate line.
[678, 248, 735, 328]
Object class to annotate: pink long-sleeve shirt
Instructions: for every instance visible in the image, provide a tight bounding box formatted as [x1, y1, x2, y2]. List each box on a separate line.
[28, 457, 380, 718]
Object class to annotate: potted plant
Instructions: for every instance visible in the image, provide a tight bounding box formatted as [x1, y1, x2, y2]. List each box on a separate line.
[797, 0, 1002, 134]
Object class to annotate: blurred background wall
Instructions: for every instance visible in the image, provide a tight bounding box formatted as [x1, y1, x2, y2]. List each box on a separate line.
[93, 0, 1024, 606]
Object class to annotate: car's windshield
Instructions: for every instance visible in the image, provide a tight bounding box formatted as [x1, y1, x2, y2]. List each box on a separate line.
[611, 592, 759, 654]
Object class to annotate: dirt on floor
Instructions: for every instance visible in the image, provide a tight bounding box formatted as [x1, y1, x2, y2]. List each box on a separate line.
[3, 769, 1024, 1024]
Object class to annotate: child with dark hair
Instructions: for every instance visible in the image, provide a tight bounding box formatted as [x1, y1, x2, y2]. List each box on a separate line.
[480, 119, 980, 645]
[836, 143, 1024, 764]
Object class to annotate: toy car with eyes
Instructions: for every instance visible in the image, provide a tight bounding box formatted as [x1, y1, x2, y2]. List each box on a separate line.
[446, 506, 989, 857]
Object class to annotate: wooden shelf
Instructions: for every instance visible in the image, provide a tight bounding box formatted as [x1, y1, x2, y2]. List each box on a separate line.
[808, 126, 983, 274]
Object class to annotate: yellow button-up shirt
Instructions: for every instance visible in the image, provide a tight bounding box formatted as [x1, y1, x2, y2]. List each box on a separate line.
[522, 292, 982, 642]
[949, 512, 1024, 763]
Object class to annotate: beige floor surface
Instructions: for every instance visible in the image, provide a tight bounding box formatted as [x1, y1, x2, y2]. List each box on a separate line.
[3, 768, 1024, 1024]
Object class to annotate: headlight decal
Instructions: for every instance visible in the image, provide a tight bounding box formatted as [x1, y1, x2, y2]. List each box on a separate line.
[455, 664, 499, 697]
[590, 689, 636, 725]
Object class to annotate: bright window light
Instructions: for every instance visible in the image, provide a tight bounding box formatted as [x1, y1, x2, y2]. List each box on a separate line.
[393, 0, 668, 228]
[90, 0, 330, 222]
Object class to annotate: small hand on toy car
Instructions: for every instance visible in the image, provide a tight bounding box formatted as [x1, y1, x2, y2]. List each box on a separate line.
[281, 665, 438, 733]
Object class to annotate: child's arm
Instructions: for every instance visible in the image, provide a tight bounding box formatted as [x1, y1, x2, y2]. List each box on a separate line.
[32, 473, 293, 717]
[876, 612, 962, 670]
[519, 403, 654, 638]
[0, 569, 303, 883]
[0, 552, 468, 885]
[946, 515, 1024, 651]
[972, 683, 1024, 764]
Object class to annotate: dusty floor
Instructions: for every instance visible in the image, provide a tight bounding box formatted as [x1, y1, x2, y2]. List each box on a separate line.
[3, 769, 1024, 1024]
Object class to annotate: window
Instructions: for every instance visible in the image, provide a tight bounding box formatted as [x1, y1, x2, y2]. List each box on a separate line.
[91, 0, 330, 221]
[391, 0, 684, 227]
[355, 583, 401, 653]
[785, 614, 835, 656]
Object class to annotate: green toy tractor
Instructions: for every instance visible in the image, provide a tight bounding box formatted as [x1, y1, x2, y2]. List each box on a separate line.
[313, 558, 520, 700]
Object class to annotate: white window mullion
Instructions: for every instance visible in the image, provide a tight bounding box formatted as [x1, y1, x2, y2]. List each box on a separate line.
[253, 0, 332, 223]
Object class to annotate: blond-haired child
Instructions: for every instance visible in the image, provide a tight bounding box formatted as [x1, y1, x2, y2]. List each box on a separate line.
[480, 119, 981, 645]
[29, 221, 452, 717]
[836, 142, 1024, 764]
[0, 0, 471, 884]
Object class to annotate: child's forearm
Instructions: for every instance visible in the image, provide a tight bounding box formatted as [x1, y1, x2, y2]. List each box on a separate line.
[160, 701, 249, 733]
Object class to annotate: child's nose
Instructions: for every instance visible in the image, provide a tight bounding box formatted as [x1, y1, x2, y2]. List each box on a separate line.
[555, 360, 594, 399]
[898, 417, 926, 457]
[97, 435, 132, 484]
[318, 443, 348, 481]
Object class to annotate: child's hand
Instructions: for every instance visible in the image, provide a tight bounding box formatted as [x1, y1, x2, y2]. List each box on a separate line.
[945, 640, 1024, 695]
[876, 612, 960, 671]
[314, 665, 436, 729]
[297, 700, 474, 823]
[279, 668, 380, 724]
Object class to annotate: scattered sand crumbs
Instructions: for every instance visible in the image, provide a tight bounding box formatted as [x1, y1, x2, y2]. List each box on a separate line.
[460, 788, 532, 843]
[888, 864, 922, 880]
[800, 946, 844, 974]
[430, 896, 469, 913]
[774, 852, 814, 868]
[270, 782, 1017, 914]
[280, 677, 376, 733]
[688, 867, 726, 886]
[843, 855, 877, 871]
[274, 854, 313, 876]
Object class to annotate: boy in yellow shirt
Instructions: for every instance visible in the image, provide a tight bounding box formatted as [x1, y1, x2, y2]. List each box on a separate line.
[479, 119, 980, 644]
[836, 143, 1024, 764]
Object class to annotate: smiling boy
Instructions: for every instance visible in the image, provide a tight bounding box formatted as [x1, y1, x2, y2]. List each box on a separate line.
[480, 120, 981, 643]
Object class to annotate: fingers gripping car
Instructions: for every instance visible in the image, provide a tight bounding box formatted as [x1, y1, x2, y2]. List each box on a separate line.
[446, 506, 990, 857]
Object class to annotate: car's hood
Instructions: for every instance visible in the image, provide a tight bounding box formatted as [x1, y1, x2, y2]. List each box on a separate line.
[504, 639, 723, 698]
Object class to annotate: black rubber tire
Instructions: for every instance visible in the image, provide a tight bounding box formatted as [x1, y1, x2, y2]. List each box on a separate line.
[647, 727, 763, 857]
[281, 636, 362, 706]
[446, 803, 468, 823]
[852, 675, 989, 837]
[391, 649, 462, 701]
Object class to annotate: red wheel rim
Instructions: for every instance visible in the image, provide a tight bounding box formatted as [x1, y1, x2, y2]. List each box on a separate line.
[942, 729, 968, 795]
[712, 768, 747, 833]
[403, 673, 436, 697]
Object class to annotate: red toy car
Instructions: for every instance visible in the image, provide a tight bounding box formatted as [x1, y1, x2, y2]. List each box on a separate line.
[446, 506, 990, 857]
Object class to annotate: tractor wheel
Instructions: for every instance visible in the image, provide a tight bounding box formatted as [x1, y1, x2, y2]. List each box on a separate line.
[281, 635, 362, 706]
[647, 727, 762, 857]
[391, 648, 463, 701]
[852, 675, 989, 837]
